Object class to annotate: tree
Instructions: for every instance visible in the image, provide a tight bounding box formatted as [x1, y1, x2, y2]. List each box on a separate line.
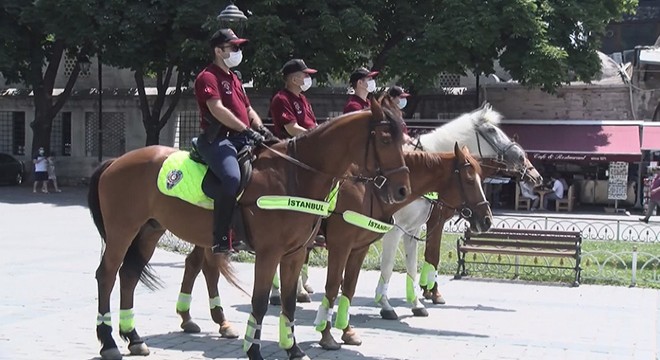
[239, 0, 375, 89]
[234, 0, 635, 118]
[0, 0, 95, 155]
[95, 0, 217, 146]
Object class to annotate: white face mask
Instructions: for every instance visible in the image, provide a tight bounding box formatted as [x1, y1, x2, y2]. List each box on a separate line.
[223, 50, 243, 68]
[366, 79, 376, 93]
[301, 76, 312, 92]
[398, 98, 407, 109]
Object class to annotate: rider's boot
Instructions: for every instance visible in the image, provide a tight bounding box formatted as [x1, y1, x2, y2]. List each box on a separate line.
[211, 192, 237, 254]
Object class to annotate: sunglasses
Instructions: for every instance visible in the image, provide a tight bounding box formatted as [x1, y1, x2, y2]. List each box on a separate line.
[218, 44, 240, 52]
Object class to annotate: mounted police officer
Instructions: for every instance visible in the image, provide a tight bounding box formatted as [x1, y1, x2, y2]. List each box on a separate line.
[343, 67, 379, 113]
[193, 28, 275, 254]
[269, 59, 318, 138]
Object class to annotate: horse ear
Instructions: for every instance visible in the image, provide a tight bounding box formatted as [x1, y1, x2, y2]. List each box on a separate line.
[512, 133, 519, 143]
[370, 96, 384, 122]
[461, 145, 471, 155]
[454, 142, 462, 158]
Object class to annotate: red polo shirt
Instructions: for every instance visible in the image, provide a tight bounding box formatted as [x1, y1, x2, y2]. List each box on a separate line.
[194, 64, 251, 134]
[269, 89, 317, 139]
[343, 95, 370, 114]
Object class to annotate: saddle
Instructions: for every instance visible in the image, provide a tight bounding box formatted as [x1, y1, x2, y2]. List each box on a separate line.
[189, 137, 255, 252]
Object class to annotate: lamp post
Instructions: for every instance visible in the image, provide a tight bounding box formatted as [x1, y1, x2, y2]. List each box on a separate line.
[97, 51, 103, 163]
[217, 2, 248, 32]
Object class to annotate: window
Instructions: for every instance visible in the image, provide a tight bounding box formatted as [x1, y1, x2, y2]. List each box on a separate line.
[51, 112, 71, 156]
[85, 112, 126, 157]
[0, 112, 25, 155]
[175, 111, 199, 151]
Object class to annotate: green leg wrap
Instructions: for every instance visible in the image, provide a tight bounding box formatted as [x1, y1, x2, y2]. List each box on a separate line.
[279, 313, 295, 349]
[335, 295, 351, 330]
[375, 276, 387, 303]
[96, 312, 112, 326]
[272, 272, 280, 290]
[119, 308, 135, 333]
[243, 314, 261, 353]
[176, 292, 192, 312]
[419, 262, 433, 289]
[406, 274, 417, 303]
[314, 296, 333, 332]
[209, 296, 222, 309]
[301, 264, 309, 283]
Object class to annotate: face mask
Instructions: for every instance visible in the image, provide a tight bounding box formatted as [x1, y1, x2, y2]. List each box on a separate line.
[38, 150, 45, 156]
[398, 98, 407, 109]
[366, 79, 376, 93]
[301, 77, 312, 92]
[223, 50, 243, 68]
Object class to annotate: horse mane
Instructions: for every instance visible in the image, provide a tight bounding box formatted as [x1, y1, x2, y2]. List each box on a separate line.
[404, 149, 482, 177]
[419, 104, 503, 152]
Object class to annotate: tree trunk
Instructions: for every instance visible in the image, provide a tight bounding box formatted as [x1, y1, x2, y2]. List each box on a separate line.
[30, 103, 53, 156]
[145, 122, 161, 146]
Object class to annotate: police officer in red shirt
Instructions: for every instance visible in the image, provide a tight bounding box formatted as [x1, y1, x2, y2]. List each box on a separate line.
[194, 28, 275, 254]
[387, 85, 413, 143]
[343, 67, 379, 114]
[270, 59, 318, 138]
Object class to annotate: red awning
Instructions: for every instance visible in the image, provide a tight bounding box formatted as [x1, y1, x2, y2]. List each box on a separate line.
[641, 126, 660, 150]
[501, 124, 641, 162]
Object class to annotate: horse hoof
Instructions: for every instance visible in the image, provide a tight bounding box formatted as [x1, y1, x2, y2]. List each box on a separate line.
[319, 334, 341, 350]
[380, 309, 398, 320]
[296, 292, 311, 303]
[341, 330, 362, 346]
[128, 342, 150, 356]
[269, 295, 281, 306]
[100, 347, 122, 360]
[422, 290, 433, 300]
[303, 284, 314, 294]
[432, 294, 446, 305]
[219, 321, 239, 339]
[181, 320, 201, 333]
[412, 308, 429, 317]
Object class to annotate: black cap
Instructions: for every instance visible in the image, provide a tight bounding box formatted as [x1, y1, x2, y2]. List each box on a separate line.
[388, 86, 410, 98]
[210, 28, 248, 48]
[281, 59, 317, 76]
[349, 67, 379, 85]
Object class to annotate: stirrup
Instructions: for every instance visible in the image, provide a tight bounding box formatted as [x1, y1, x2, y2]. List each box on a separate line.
[211, 244, 233, 254]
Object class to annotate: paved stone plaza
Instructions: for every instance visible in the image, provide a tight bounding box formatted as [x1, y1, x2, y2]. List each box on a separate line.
[0, 187, 658, 360]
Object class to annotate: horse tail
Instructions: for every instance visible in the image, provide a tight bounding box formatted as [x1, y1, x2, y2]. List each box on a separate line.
[217, 259, 248, 295]
[87, 159, 115, 240]
[123, 232, 163, 291]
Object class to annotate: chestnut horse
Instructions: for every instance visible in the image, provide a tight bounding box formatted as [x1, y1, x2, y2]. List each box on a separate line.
[87, 98, 412, 360]
[375, 105, 544, 319]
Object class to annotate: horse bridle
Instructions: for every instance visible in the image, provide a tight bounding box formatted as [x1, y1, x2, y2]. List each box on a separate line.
[474, 127, 530, 178]
[432, 157, 490, 223]
[360, 119, 410, 190]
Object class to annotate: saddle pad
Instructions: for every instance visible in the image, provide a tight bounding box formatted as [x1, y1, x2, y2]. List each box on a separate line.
[157, 151, 214, 210]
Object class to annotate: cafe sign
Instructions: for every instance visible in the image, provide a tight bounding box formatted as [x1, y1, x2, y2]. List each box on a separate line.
[607, 162, 629, 201]
[531, 153, 633, 162]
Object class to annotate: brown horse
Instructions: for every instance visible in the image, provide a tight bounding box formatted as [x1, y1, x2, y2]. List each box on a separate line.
[419, 157, 543, 305]
[87, 98, 412, 360]
[314, 144, 492, 349]
[171, 144, 492, 350]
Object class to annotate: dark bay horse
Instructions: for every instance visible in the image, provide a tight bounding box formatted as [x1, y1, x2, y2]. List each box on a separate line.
[87, 98, 412, 360]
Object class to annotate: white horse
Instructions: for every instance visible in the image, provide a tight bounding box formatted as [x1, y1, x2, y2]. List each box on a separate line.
[375, 102, 542, 319]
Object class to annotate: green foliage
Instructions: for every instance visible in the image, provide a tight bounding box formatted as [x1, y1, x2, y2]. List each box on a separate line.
[237, 0, 637, 92]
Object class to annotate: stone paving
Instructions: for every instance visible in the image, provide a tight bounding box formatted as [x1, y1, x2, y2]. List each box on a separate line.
[0, 186, 658, 360]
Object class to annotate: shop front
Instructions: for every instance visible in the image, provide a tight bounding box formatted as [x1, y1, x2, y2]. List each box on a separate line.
[497, 120, 643, 210]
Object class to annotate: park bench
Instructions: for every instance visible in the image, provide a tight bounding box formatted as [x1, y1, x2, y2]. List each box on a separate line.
[455, 228, 582, 287]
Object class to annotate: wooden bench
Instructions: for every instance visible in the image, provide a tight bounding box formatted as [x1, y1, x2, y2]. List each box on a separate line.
[455, 228, 582, 286]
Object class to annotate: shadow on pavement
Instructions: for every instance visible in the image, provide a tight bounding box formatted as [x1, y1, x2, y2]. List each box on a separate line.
[142, 331, 395, 360]
[0, 185, 89, 207]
